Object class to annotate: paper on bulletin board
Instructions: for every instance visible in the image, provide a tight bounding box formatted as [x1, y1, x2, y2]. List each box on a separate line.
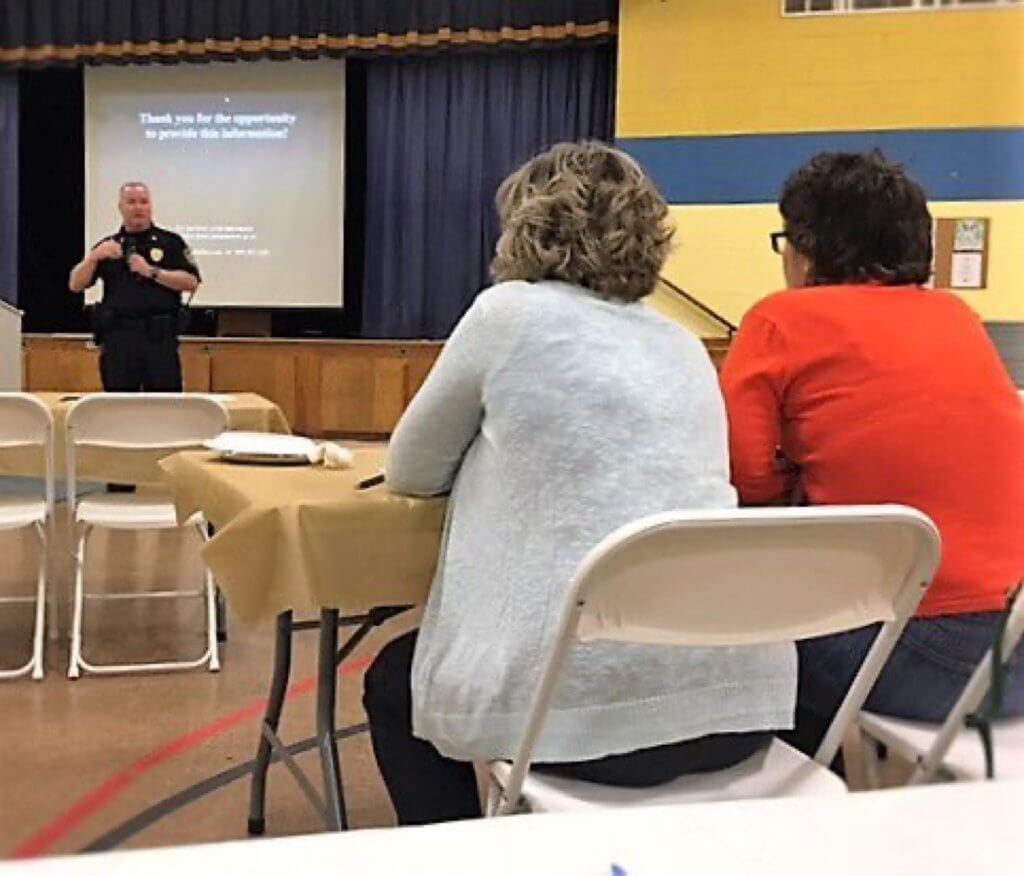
[953, 219, 986, 251]
[951, 252, 984, 290]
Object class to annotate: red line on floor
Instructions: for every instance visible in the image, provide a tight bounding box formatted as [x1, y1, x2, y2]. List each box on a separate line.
[9, 655, 374, 860]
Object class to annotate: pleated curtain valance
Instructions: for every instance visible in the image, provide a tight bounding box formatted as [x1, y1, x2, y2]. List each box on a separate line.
[0, 0, 617, 67]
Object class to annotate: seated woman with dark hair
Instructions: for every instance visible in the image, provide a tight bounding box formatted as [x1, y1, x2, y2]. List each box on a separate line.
[720, 150, 1024, 757]
[363, 142, 795, 826]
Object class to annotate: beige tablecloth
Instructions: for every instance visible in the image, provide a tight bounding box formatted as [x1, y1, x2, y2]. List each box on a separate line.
[160, 449, 446, 624]
[0, 392, 290, 484]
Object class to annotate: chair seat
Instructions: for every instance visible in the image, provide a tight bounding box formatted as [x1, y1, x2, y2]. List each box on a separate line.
[0, 495, 47, 530]
[860, 711, 1024, 781]
[75, 492, 185, 529]
[491, 738, 846, 813]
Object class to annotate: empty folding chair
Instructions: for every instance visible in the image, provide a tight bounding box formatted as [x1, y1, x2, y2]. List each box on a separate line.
[488, 505, 941, 816]
[0, 394, 55, 681]
[859, 588, 1024, 785]
[66, 393, 227, 678]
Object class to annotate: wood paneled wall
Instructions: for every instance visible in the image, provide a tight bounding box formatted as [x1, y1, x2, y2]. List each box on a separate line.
[703, 337, 730, 371]
[22, 336, 444, 437]
[22, 334, 733, 436]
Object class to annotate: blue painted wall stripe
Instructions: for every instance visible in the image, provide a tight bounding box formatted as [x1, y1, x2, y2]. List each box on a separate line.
[616, 128, 1024, 204]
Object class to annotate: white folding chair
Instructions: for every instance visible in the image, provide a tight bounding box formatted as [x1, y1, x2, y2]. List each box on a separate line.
[858, 589, 1024, 786]
[0, 394, 55, 681]
[66, 393, 227, 678]
[487, 505, 941, 816]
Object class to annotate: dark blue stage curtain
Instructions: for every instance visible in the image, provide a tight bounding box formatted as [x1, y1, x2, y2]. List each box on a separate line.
[0, 1, 615, 65]
[0, 72, 15, 306]
[361, 45, 614, 339]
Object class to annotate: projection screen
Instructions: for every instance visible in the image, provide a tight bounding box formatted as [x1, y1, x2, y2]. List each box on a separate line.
[84, 60, 345, 308]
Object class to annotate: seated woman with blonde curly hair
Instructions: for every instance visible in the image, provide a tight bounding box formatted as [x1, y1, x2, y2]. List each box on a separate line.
[363, 142, 796, 825]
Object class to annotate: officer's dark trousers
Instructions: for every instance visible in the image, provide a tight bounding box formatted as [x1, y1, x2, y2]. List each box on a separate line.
[99, 321, 182, 392]
[363, 630, 772, 826]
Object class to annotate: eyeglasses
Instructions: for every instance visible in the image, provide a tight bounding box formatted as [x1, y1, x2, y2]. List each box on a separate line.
[770, 231, 789, 255]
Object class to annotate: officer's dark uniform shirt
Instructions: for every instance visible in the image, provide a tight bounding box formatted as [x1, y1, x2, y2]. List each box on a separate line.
[91, 225, 200, 316]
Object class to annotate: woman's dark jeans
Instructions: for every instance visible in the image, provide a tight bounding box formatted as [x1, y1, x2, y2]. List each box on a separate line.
[784, 611, 1024, 758]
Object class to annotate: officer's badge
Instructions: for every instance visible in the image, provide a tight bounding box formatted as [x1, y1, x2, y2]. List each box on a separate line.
[150, 247, 164, 263]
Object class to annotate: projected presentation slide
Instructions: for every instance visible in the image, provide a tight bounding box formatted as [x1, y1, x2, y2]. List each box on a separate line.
[85, 60, 345, 308]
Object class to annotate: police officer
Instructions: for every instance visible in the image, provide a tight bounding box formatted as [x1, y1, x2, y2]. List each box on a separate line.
[69, 181, 201, 391]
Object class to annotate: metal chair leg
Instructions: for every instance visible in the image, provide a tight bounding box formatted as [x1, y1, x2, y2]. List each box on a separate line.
[71, 520, 219, 677]
[318, 609, 346, 831]
[216, 588, 228, 643]
[0, 521, 48, 681]
[30, 522, 47, 680]
[861, 730, 883, 789]
[68, 525, 88, 680]
[198, 522, 220, 673]
[248, 611, 294, 836]
[45, 520, 58, 645]
[205, 575, 220, 673]
[206, 523, 228, 645]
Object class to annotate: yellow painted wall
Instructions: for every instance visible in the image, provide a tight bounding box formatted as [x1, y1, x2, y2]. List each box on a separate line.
[649, 201, 1024, 328]
[651, 204, 781, 332]
[618, 0, 1024, 137]
[646, 279, 733, 338]
[620, 0, 1024, 328]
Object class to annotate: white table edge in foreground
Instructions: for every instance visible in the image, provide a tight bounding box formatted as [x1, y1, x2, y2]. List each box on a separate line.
[4, 780, 1021, 875]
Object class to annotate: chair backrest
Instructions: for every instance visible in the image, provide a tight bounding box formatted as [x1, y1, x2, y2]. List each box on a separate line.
[572, 506, 940, 647]
[65, 394, 227, 503]
[0, 393, 55, 513]
[0, 392, 53, 448]
[910, 586, 1024, 782]
[66, 393, 227, 449]
[498, 505, 941, 812]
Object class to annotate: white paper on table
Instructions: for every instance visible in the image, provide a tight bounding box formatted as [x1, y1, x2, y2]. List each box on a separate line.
[202, 431, 353, 468]
[204, 431, 320, 462]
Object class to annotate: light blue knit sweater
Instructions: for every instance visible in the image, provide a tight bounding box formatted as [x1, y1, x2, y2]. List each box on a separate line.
[386, 281, 796, 762]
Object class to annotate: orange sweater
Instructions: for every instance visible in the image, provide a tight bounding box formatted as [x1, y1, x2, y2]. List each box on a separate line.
[720, 284, 1024, 617]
